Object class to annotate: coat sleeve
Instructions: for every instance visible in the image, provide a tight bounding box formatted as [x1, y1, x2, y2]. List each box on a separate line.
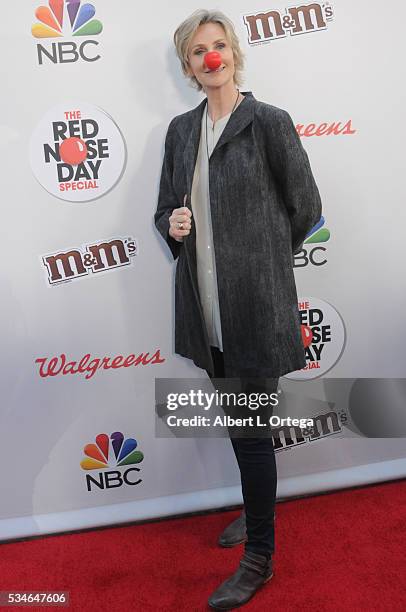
[264, 108, 322, 255]
[154, 118, 183, 260]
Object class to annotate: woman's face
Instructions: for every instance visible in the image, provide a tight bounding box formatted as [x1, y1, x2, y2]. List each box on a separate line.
[186, 22, 236, 90]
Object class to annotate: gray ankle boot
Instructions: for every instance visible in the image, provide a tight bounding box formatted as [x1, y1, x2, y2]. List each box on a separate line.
[218, 509, 276, 547]
[208, 550, 273, 610]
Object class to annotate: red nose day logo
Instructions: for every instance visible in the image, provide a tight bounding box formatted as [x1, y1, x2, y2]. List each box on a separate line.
[30, 103, 126, 202]
[286, 297, 346, 380]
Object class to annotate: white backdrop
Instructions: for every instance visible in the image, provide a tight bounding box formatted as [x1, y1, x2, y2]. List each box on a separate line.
[1, 0, 405, 540]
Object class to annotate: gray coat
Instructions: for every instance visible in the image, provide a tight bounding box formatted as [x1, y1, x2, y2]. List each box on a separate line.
[154, 91, 322, 378]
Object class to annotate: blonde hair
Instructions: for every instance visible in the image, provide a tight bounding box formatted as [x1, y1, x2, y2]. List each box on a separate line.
[173, 9, 245, 92]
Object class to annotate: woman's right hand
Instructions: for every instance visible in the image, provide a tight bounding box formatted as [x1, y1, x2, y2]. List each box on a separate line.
[169, 197, 192, 242]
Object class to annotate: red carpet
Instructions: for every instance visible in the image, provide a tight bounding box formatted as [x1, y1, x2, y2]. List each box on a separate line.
[1, 479, 405, 611]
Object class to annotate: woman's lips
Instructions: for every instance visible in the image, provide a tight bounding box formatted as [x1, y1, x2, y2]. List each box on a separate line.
[204, 65, 225, 74]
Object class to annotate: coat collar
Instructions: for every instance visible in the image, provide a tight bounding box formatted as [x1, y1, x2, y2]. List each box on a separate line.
[182, 91, 256, 197]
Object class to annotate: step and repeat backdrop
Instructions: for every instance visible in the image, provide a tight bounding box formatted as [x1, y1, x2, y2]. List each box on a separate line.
[1, 1, 405, 539]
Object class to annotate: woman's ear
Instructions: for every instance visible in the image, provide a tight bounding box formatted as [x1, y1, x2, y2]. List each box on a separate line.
[185, 60, 192, 77]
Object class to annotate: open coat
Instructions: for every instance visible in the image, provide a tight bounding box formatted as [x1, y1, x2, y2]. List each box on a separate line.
[154, 91, 322, 378]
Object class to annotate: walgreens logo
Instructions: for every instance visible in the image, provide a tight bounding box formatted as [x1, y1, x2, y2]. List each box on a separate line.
[32, 0, 103, 65]
[81, 432, 145, 492]
[297, 120, 356, 138]
[35, 350, 166, 380]
[42, 236, 137, 285]
[243, 2, 334, 45]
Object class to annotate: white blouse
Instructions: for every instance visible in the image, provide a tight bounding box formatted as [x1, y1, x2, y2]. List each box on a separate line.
[190, 106, 232, 351]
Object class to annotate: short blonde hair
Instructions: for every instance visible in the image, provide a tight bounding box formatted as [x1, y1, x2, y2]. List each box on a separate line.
[173, 9, 245, 92]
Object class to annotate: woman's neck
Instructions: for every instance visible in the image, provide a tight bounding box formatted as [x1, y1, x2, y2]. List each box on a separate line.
[205, 82, 243, 123]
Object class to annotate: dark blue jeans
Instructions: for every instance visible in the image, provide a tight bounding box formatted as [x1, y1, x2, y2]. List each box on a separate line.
[208, 346, 278, 559]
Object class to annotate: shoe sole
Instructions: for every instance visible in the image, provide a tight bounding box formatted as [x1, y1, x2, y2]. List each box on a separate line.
[208, 572, 274, 610]
[218, 536, 248, 548]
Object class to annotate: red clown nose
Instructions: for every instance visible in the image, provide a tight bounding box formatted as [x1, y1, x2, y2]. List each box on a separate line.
[204, 51, 222, 71]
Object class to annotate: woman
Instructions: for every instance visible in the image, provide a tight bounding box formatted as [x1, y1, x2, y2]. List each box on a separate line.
[154, 9, 322, 610]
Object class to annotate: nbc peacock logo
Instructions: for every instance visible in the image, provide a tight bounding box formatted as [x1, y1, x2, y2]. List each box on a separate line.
[81, 431, 145, 492]
[32, 1, 103, 65]
[32, 0, 103, 38]
[294, 215, 330, 268]
[304, 216, 330, 245]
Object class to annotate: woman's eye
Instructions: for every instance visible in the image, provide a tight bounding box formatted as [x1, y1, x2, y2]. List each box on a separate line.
[194, 43, 225, 55]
